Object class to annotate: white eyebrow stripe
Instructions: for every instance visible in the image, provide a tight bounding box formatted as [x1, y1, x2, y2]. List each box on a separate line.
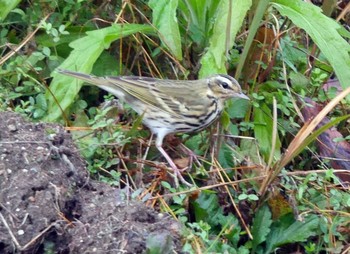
[216, 76, 232, 84]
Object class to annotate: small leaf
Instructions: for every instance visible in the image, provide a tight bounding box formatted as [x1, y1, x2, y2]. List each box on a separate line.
[238, 193, 248, 200]
[161, 181, 172, 190]
[248, 194, 259, 201]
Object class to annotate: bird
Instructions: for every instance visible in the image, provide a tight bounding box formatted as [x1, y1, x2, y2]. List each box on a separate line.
[57, 69, 249, 186]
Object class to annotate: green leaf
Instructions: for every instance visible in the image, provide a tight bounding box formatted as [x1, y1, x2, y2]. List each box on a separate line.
[184, 134, 205, 155]
[251, 205, 272, 251]
[265, 214, 319, 253]
[289, 72, 309, 91]
[236, 0, 270, 78]
[146, 233, 173, 254]
[193, 191, 220, 222]
[220, 110, 231, 129]
[271, 0, 350, 92]
[0, 0, 21, 21]
[253, 104, 281, 160]
[193, 190, 241, 245]
[199, 0, 252, 77]
[36, 93, 48, 109]
[178, 0, 220, 48]
[239, 138, 261, 164]
[218, 143, 234, 168]
[45, 24, 155, 121]
[36, 26, 94, 48]
[226, 98, 250, 119]
[161, 181, 172, 189]
[149, 0, 183, 60]
[93, 51, 124, 76]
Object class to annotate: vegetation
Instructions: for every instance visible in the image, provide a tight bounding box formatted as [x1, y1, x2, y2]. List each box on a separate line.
[1, 0, 350, 253]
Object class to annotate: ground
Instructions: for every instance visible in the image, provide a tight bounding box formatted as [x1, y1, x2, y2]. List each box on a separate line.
[0, 112, 183, 254]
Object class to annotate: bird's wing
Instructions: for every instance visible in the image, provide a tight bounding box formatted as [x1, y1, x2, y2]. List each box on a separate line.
[106, 76, 209, 117]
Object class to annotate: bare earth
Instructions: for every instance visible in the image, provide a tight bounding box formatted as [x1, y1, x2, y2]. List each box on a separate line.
[0, 112, 183, 253]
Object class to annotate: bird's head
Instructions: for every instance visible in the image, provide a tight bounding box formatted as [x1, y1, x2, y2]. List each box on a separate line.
[207, 74, 249, 101]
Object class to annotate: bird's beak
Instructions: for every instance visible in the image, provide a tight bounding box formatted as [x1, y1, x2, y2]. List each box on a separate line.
[237, 93, 250, 100]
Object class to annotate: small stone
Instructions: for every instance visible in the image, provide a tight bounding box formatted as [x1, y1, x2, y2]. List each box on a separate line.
[8, 124, 17, 132]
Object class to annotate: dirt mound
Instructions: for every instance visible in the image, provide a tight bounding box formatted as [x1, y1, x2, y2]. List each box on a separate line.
[0, 112, 182, 253]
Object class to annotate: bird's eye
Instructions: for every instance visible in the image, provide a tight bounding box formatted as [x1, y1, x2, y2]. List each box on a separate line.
[221, 82, 229, 89]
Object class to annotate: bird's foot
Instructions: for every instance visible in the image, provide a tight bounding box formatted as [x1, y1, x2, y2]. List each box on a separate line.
[157, 145, 193, 187]
[179, 144, 202, 168]
[172, 167, 193, 187]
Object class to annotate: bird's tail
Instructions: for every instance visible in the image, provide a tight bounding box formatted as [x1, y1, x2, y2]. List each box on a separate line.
[57, 69, 109, 87]
[57, 69, 127, 98]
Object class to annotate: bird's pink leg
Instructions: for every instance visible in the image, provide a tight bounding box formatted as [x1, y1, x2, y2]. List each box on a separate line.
[179, 143, 202, 168]
[156, 145, 193, 187]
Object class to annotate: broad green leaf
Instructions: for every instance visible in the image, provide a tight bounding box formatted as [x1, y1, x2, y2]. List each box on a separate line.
[279, 37, 308, 72]
[36, 26, 94, 47]
[194, 191, 237, 227]
[0, 0, 21, 21]
[149, 0, 183, 60]
[199, 0, 252, 77]
[178, 0, 220, 48]
[45, 24, 155, 121]
[92, 51, 124, 76]
[251, 205, 272, 251]
[253, 104, 281, 160]
[240, 138, 262, 165]
[271, 0, 350, 92]
[193, 191, 220, 222]
[226, 98, 250, 119]
[338, 25, 350, 40]
[218, 143, 234, 169]
[265, 214, 319, 253]
[184, 134, 205, 156]
[193, 191, 241, 240]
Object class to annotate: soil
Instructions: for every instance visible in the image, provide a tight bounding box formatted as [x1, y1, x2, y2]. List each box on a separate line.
[0, 112, 183, 254]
